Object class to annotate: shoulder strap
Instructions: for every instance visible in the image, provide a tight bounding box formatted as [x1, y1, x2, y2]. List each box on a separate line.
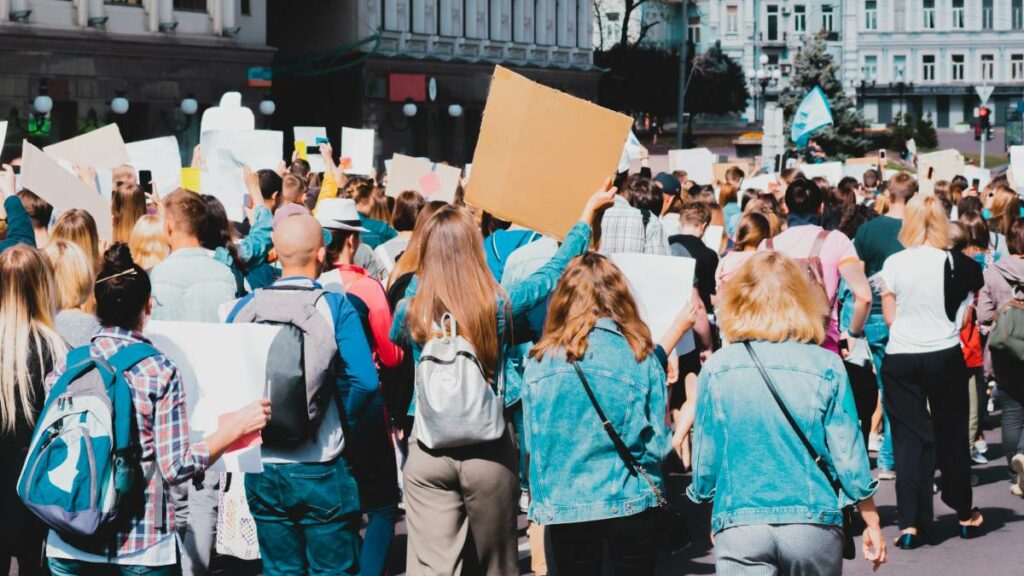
[38, 346, 99, 419]
[108, 343, 161, 373]
[571, 361, 668, 508]
[809, 229, 830, 260]
[107, 343, 161, 453]
[743, 342, 843, 497]
[765, 237, 775, 250]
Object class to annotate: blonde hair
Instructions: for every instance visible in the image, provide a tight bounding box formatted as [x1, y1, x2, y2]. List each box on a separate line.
[111, 183, 148, 244]
[988, 185, 1020, 236]
[52, 209, 100, 271]
[42, 240, 95, 310]
[899, 195, 950, 249]
[0, 246, 68, 434]
[531, 253, 653, 363]
[128, 214, 170, 271]
[718, 251, 829, 344]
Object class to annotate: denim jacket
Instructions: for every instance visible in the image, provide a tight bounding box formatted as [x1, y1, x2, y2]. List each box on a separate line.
[522, 318, 671, 525]
[213, 205, 276, 295]
[687, 340, 877, 533]
[390, 221, 593, 410]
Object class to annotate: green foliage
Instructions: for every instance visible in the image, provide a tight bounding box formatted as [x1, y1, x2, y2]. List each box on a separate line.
[914, 115, 939, 149]
[779, 35, 870, 159]
[686, 42, 749, 116]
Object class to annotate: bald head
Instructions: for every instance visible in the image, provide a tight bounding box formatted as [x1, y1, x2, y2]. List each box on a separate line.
[273, 214, 324, 269]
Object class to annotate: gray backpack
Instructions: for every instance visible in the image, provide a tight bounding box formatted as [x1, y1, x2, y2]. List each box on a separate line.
[232, 285, 340, 444]
[414, 314, 505, 449]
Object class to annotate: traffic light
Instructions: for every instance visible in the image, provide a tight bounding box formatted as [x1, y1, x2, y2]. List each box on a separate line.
[976, 106, 993, 141]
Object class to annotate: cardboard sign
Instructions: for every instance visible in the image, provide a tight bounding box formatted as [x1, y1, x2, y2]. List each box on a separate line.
[799, 161, 843, 186]
[668, 148, 715, 185]
[712, 161, 748, 186]
[200, 92, 255, 133]
[126, 136, 182, 193]
[466, 66, 631, 239]
[702, 224, 724, 253]
[201, 130, 283, 172]
[146, 320, 281, 473]
[387, 154, 461, 203]
[917, 149, 964, 195]
[963, 166, 992, 192]
[294, 126, 328, 173]
[610, 253, 696, 355]
[340, 127, 375, 176]
[200, 167, 247, 222]
[43, 124, 130, 170]
[21, 141, 113, 241]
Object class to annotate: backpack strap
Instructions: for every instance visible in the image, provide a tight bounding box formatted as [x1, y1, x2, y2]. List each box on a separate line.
[809, 228, 830, 260]
[37, 346, 98, 423]
[107, 344, 161, 453]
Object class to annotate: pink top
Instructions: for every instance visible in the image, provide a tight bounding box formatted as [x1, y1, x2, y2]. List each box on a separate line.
[758, 225, 860, 353]
[715, 251, 758, 294]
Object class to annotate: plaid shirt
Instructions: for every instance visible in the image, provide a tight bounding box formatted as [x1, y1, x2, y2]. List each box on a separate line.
[598, 201, 669, 256]
[45, 327, 210, 556]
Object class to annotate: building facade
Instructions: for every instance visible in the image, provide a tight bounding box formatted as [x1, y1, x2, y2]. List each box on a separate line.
[0, 0, 274, 161]
[624, 0, 1024, 128]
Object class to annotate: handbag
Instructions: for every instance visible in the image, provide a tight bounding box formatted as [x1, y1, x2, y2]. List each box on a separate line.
[215, 473, 261, 561]
[744, 341, 857, 560]
[571, 362, 692, 555]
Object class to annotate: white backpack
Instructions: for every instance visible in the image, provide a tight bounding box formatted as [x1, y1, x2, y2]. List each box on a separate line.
[413, 314, 505, 449]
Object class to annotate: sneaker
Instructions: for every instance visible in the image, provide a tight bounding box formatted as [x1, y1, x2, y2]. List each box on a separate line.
[971, 448, 989, 465]
[519, 490, 531, 513]
[868, 432, 883, 453]
[877, 468, 896, 481]
[1011, 484, 1022, 498]
[975, 439, 989, 454]
[1012, 454, 1024, 496]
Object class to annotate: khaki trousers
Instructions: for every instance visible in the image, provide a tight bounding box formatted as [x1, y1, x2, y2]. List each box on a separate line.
[403, 433, 520, 576]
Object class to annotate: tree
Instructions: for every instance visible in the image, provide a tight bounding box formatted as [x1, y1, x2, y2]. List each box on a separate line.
[619, 0, 655, 48]
[685, 42, 749, 119]
[778, 35, 870, 159]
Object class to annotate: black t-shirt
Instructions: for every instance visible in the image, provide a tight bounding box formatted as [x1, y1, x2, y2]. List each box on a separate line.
[668, 234, 719, 313]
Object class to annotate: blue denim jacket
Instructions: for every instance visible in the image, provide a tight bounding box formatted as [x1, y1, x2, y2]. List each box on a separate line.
[390, 221, 593, 410]
[687, 340, 877, 533]
[522, 318, 670, 525]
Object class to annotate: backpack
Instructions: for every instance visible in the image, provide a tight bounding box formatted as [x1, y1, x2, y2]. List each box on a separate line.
[987, 277, 1024, 367]
[231, 285, 340, 444]
[413, 313, 505, 449]
[766, 228, 836, 308]
[17, 343, 160, 546]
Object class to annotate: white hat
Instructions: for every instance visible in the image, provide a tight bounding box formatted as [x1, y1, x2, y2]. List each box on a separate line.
[315, 198, 369, 232]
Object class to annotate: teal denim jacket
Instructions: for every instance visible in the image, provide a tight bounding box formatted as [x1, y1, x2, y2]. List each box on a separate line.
[687, 340, 877, 533]
[213, 205, 276, 294]
[522, 318, 670, 525]
[390, 221, 593, 411]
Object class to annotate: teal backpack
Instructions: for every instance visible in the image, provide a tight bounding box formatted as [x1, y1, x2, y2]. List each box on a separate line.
[17, 343, 161, 548]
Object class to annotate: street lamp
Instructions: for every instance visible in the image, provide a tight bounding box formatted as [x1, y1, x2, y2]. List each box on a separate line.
[748, 55, 779, 123]
[402, 99, 418, 118]
[8, 79, 52, 136]
[110, 92, 130, 115]
[889, 67, 913, 124]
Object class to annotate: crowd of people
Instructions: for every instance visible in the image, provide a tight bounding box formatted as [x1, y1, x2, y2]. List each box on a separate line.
[0, 138, 1022, 576]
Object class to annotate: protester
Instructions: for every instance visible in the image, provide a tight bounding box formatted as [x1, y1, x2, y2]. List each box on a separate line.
[523, 252, 695, 574]
[200, 193, 275, 294]
[111, 183, 147, 244]
[128, 215, 170, 272]
[668, 201, 719, 313]
[986, 185, 1018, 261]
[599, 175, 668, 255]
[977, 218, 1024, 498]
[227, 214, 378, 576]
[0, 246, 67, 576]
[42, 244, 268, 576]
[256, 169, 283, 213]
[877, 195, 985, 548]
[716, 211, 770, 296]
[482, 212, 542, 282]
[375, 190, 423, 275]
[16, 190, 53, 248]
[342, 177, 397, 249]
[689, 250, 886, 575]
[391, 185, 615, 574]
[41, 240, 99, 347]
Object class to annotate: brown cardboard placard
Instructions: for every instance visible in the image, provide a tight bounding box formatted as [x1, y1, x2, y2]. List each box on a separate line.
[917, 149, 964, 196]
[22, 141, 113, 241]
[466, 66, 631, 239]
[43, 124, 130, 170]
[386, 154, 462, 204]
[712, 161, 752, 186]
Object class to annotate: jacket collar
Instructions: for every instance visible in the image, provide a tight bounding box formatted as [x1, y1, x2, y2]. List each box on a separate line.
[593, 317, 622, 335]
[94, 326, 151, 344]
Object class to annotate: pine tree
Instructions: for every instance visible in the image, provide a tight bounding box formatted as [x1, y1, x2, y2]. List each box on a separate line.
[778, 35, 870, 159]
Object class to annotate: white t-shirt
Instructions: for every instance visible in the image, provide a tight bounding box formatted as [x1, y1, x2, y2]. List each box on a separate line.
[877, 246, 959, 355]
[47, 532, 176, 567]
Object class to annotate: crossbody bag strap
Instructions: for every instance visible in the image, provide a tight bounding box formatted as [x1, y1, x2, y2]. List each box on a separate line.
[571, 361, 668, 508]
[743, 341, 843, 497]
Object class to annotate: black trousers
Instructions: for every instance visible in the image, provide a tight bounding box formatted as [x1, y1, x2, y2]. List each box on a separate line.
[882, 345, 974, 530]
[548, 508, 660, 576]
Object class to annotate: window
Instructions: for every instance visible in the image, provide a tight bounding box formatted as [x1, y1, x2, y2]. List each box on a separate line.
[688, 16, 701, 45]
[107, 0, 142, 5]
[863, 55, 878, 82]
[173, 0, 206, 9]
[983, 0, 993, 29]
[922, 0, 935, 29]
[863, 0, 877, 30]
[1012, 54, 1024, 80]
[766, 4, 779, 41]
[822, 5, 834, 32]
[952, 0, 965, 29]
[981, 54, 995, 81]
[1016, 0, 1024, 29]
[793, 5, 806, 32]
[952, 54, 965, 81]
[726, 5, 739, 35]
[893, 0, 906, 31]
[894, 55, 907, 81]
[922, 54, 935, 81]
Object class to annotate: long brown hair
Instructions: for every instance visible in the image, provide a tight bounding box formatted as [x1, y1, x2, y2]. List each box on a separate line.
[388, 200, 446, 288]
[531, 252, 653, 363]
[111, 184, 147, 244]
[0, 246, 67, 434]
[988, 185, 1020, 236]
[407, 205, 505, 378]
[52, 209, 101, 271]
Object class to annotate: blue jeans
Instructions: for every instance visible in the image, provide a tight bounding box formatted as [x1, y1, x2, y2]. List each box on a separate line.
[865, 313, 895, 471]
[245, 458, 362, 576]
[48, 559, 177, 576]
[1000, 390, 1024, 482]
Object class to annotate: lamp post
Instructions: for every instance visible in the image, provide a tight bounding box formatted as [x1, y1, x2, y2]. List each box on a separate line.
[747, 54, 778, 124]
